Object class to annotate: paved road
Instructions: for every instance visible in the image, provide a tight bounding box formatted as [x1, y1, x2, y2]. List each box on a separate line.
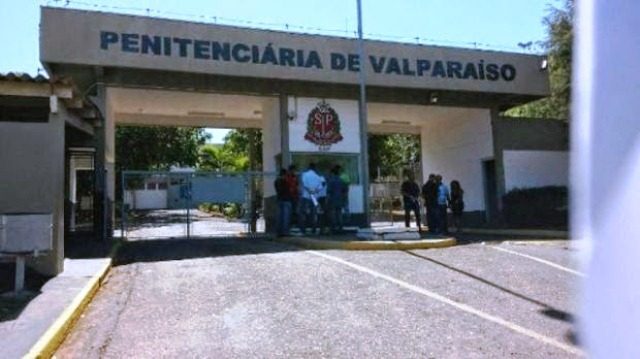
[124, 209, 265, 239]
[56, 237, 582, 358]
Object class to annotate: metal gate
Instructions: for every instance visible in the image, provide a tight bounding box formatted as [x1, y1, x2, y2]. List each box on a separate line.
[119, 171, 276, 240]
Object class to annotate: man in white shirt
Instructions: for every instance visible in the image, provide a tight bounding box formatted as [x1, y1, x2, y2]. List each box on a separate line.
[300, 163, 324, 235]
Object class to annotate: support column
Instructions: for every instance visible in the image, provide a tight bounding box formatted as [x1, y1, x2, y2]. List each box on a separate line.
[279, 94, 290, 169]
[490, 107, 505, 219]
[248, 128, 257, 233]
[69, 157, 77, 231]
[89, 78, 114, 241]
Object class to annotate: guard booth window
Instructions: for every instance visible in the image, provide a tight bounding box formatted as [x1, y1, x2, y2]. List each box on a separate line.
[291, 153, 360, 183]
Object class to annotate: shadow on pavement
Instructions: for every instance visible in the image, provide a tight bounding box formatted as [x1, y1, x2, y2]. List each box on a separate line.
[0, 263, 51, 322]
[65, 233, 116, 259]
[402, 250, 575, 324]
[114, 237, 300, 266]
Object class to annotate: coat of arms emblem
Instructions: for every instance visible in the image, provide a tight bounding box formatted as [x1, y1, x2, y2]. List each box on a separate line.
[304, 101, 343, 151]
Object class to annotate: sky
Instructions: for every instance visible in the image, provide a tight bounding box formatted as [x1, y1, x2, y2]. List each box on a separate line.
[0, 0, 561, 142]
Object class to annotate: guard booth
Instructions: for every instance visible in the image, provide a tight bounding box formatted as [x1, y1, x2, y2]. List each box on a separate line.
[36, 7, 550, 249]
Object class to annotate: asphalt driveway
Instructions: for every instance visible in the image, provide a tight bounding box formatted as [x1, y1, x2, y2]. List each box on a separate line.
[56, 237, 582, 358]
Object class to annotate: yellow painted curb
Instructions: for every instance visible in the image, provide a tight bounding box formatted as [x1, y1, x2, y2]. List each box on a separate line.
[274, 236, 457, 250]
[23, 259, 112, 359]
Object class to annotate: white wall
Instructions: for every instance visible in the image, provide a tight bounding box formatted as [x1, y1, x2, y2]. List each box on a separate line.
[289, 97, 363, 213]
[421, 109, 493, 212]
[124, 190, 168, 210]
[503, 150, 568, 191]
[288, 98, 360, 153]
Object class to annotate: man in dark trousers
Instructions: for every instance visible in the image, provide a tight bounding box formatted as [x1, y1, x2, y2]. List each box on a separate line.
[401, 171, 422, 231]
[284, 164, 299, 230]
[274, 168, 293, 236]
[422, 174, 438, 233]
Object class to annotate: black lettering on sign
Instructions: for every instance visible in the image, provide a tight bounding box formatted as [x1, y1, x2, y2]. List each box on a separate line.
[97, 31, 520, 83]
[485, 63, 500, 81]
[500, 64, 516, 81]
[141, 35, 161, 55]
[331, 53, 346, 70]
[173, 37, 192, 58]
[194, 40, 210, 59]
[348, 54, 360, 72]
[212, 42, 230, 61]
[279, 48, 296, 66]
[446, 61, 463, 79]
[432, 61, 447, 78]
[462, 62, 478, 79]
[369, 56, 386, 73]
[402, 59, 415, 76]
[232, 43, 251, 62]
[416, 59, 430, 76]
[385, 58, 401, 74]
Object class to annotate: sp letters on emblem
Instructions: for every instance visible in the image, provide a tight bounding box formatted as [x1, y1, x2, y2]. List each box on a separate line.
[304, 101, 343, 151]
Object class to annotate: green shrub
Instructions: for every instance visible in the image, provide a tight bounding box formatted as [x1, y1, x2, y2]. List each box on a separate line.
[502, 186, 568, 228]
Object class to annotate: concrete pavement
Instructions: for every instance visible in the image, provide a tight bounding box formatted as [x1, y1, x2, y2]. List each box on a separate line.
[0, 258, 111, 359]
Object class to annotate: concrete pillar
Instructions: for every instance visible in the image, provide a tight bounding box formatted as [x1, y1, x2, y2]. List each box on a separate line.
[34, 107, 65, 275]
[90, 82, 114, 241]
[261, 97, 281, 233]
[489, 107, 505, 215]
[279, 95, 290, 169]
[261, 97, 282, 176]
[69, 157, 77, 231]
[248, 128, 258, 233]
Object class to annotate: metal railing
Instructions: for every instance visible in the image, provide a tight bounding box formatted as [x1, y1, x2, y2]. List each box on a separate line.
[119, 171, 276, 240]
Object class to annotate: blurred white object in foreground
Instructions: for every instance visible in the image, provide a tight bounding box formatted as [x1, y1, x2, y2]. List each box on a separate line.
[573, 0, 640, 357]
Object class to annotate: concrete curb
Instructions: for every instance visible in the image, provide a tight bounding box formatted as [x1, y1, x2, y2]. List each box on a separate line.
[23, 255, 115, 358]
[462, 228, 568, 238]
[273, 236, 457, 250]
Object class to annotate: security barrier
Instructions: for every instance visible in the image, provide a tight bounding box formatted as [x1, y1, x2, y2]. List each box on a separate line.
[120, 171, 276, 240]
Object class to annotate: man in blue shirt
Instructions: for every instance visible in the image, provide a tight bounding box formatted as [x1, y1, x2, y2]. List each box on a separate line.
[436, 174, 450, 234]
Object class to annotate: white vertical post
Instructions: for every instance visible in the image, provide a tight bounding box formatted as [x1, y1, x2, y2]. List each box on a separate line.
[356, 0, 371, 227]
[574, 0, 640, 357]
[15, 256, 25, 293]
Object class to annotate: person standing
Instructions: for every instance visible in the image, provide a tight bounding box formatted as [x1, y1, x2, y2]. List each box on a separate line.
[300, 163, 323, 235]
[435, 175, 450, 234]
[317, 172, 328, 234]
[327, 165, 347, 233]
[422, 174, 437, 233]
[274, 168, 293, 236]
[401, 171, 422, 231]
[450, 180, 465, 232]
[339, 170, 351, 225]
[285, 164, 299, 230]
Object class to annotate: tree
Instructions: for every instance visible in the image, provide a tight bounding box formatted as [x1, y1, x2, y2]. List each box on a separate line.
[505, 0, 574, 120]
[197, 129, 262, 172]
[198, 144, 249, 172]
[115, 126, 209, 171]
[368, 134, 421, 181]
